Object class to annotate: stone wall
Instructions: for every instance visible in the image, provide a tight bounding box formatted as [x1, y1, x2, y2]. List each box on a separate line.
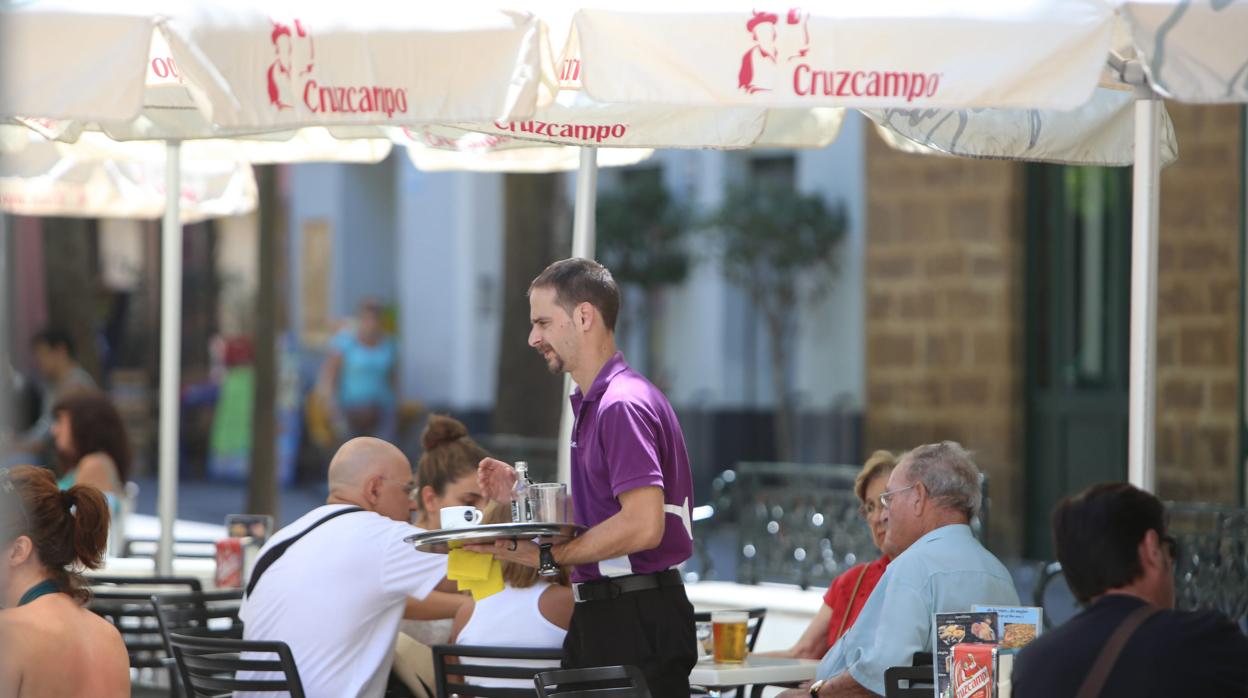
[863, 130, 1027, 555]
[1155, 104, 1243, 504]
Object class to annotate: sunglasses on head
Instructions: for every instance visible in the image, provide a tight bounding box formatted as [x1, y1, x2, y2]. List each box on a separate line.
[0, 468, 30, 532]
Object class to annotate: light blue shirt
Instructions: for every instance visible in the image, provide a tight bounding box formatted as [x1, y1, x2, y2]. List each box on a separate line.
[330, 330, 397, 408]
[816, 523, 1019, 695]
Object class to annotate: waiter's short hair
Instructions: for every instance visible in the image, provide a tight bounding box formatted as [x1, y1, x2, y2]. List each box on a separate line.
[529, 258, 620, 332]
[1052, 483, 1168, 604]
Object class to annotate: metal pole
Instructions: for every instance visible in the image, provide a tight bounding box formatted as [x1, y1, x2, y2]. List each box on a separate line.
[1128, 98, 1161, 492]
[0, 215, 10, 446]
[557, 147, 598, 484]
[157, 141, 183, 574]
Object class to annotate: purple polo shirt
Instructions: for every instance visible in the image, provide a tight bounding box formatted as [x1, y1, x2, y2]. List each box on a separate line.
[569, 352, 694, 583]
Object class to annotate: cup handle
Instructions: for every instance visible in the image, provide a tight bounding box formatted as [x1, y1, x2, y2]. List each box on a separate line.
[470, 509, 483, 524]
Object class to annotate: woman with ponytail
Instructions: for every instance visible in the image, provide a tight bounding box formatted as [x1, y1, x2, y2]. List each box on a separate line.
[0, 465, 128, 696]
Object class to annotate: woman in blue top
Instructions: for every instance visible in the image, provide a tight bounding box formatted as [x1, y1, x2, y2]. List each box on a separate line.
[320, 299, 400, 442]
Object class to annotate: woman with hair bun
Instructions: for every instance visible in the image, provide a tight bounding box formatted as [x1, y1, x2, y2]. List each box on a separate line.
[0, 465, 129, 696]
[410, 415, 487, 532]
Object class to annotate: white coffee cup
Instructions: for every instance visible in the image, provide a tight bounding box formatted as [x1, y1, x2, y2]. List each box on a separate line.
[440, 506, 484, 529]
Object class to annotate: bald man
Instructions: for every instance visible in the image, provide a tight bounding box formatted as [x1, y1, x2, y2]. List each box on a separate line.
[238, 438, 447, 698]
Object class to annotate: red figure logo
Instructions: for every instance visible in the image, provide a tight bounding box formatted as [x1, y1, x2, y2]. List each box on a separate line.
[739, 9, 809, 94]
[267, 19, 315, 110]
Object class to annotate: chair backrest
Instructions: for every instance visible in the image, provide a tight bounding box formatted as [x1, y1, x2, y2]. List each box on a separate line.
[432, 644, 564, 697]
[533, 665, 650, 698]
[151, 589, 245, 656]
[883, 654, 934, 698]
[692, 607, 767, 651]
[88, 577, 202, 671]
[168, 632, 305, 698]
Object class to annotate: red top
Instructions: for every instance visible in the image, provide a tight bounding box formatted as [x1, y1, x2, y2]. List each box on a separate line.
[822, 555, 890, 649]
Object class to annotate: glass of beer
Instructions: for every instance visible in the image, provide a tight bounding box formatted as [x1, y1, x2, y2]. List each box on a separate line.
[711, 611, 749, 664]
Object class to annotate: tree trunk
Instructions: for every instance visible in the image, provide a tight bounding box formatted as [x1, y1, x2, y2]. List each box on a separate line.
[248, 165, 281, 517]
[764, 310, 794, 462]
[492, 174, 564, 440]
[42, 218, 102, 380]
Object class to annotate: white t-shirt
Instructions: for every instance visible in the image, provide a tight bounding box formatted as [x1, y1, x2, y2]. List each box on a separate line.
[455, 583, 568, 689]
[238, 505, 445, 698]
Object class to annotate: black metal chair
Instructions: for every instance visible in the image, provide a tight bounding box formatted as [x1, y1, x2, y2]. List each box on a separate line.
[534, 665, 650, 697]
[88, 577, 205, 689]
[151, 589, 245, 652]
[432, 644, 564, 697]
[691, 608, 767, 697]
[168, 632, 305, 698]
[883, 652, 934, 698]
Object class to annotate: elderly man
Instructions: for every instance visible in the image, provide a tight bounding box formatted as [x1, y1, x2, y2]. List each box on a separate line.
[239, 437, 446, 698]
[783, 441, 1019, 698]
[1013, 483, 1248, 697]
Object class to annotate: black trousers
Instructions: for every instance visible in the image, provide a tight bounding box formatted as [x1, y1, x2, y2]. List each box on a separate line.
[563, 583, 698, 697]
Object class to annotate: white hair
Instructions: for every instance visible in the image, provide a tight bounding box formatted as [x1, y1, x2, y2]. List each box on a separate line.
[900, 441, 981, 519]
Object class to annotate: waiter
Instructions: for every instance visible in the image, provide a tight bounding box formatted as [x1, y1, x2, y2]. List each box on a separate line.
[471, 258, 697, 695]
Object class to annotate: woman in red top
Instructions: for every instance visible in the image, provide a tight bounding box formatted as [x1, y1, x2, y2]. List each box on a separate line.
[772, 450, 897, 658]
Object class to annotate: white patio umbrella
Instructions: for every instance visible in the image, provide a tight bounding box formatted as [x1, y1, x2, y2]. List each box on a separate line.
[562, 0, 1248, 493]
[0, 126, 257, 222]
[457, 2, 1179, 483]
[2, 1, 549, 572]
[394, 125, 653, 173]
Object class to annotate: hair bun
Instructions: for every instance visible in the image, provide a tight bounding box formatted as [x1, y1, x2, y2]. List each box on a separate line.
[421, 415, 468, 451]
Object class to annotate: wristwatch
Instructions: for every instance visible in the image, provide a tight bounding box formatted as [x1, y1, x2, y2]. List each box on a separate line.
[538, 543, 559, 577]
[807, 679, 826, 696]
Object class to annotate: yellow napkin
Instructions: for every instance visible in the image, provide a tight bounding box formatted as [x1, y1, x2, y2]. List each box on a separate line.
[447, 549, 494, 581]
[457, 560, 505, 601]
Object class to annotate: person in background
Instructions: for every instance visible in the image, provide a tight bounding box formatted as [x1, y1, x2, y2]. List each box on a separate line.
[319, 299, 399, 442]
[0, 466, 129, 697]
[12, 329, 96, 464]
[1012, 483, 1248, 697]
[448, 502, 574, 690]
[51, 391, 130, 507]
[771, 450, 897, 659]
[782, 441, 1019, 698]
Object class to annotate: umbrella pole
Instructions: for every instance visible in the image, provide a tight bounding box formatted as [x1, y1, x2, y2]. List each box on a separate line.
[157, 141, 183, 574]
[1128, 98, 1162, 492]
[557, 147, 598, 484]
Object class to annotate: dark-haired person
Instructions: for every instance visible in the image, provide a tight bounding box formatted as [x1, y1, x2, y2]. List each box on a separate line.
[51, 391, 130, 506]
[11, 329, 95, 463]
[1012, 483, 1248, 697]
[0, 466, 129, 697]
[472, 258, 697, 695]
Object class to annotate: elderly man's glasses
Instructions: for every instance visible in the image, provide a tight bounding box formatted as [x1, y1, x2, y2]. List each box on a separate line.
[381, 477, 417, 497]
[879, 483, 918, 510]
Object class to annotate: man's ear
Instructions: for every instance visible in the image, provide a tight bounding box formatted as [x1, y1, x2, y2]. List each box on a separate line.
[1139, 529, 1164, 573]
[575, 302, 594, 332]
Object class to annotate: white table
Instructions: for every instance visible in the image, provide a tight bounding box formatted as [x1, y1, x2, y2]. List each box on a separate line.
[97, 556, 219, 588]
[689, 656, 819, 691]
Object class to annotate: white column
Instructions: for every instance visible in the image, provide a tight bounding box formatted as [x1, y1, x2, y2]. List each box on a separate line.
[1128, 98, 1162, 492]
[557, 148, 599, 483]
[157, 141, 183, 574]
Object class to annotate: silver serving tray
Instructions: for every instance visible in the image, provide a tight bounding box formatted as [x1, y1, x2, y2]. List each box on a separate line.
[404, 522, 585, 554]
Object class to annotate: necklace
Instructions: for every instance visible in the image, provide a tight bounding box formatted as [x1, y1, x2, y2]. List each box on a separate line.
[18, 579, 60, 606]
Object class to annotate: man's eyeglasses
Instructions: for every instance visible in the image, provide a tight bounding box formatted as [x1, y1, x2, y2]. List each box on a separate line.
[879, 483, 918, 510]
[382, 477, 417, 498]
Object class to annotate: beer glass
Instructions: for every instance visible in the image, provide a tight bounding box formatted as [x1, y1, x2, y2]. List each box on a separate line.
[527, 483, 569, 524]
[711, 611, 749, 664]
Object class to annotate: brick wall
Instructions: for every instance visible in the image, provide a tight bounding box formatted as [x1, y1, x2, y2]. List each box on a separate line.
[1155, 104, 1243, 504]
[863, 132, 1028, 555]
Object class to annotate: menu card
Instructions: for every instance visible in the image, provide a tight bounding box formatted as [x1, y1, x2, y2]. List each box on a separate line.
[971, 605, 1043, 650]
[933, 611, 999, 698]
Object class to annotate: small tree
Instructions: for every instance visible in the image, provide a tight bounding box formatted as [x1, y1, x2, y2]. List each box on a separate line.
[596, 171, 692, 385]
[705, 181, 846, 461]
